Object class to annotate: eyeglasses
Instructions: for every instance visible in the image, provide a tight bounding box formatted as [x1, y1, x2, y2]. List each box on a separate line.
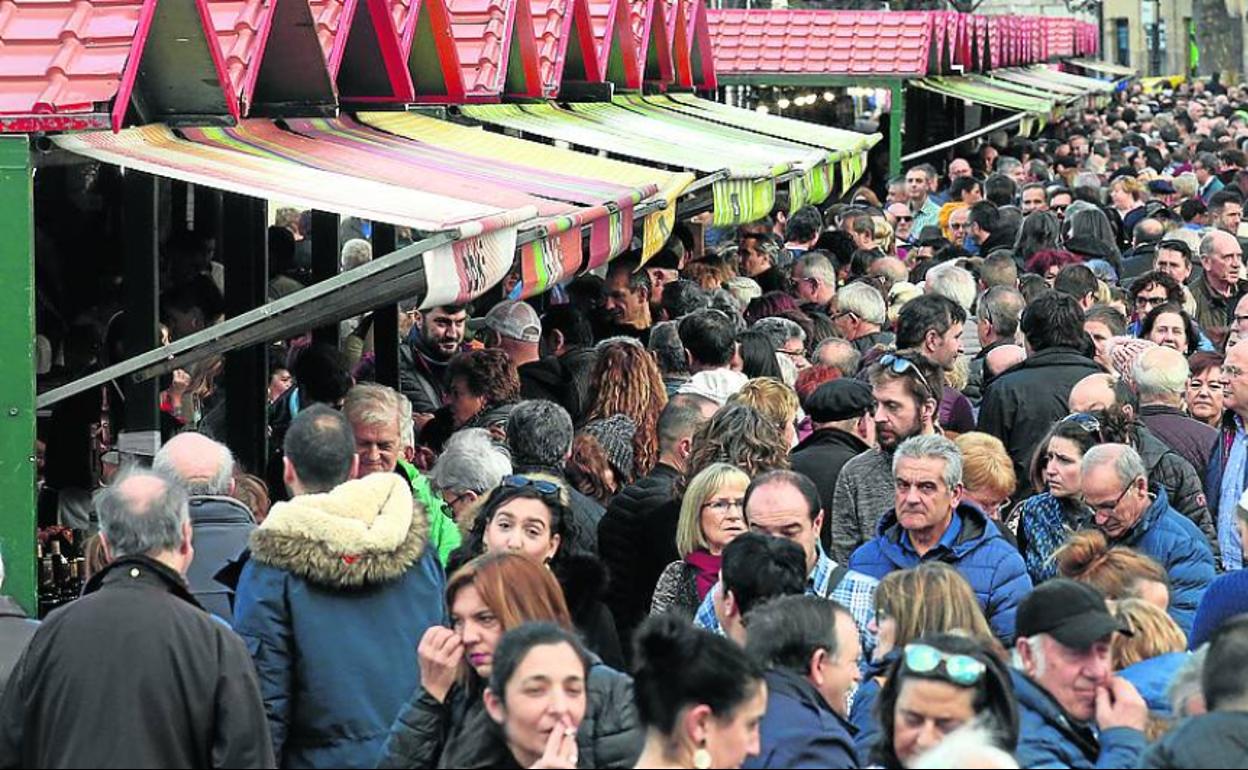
[903, 644, 987, 686]
[1086, 476, 1141, 516]
[1052, 204, 1070, 213]
[879, 354, 934, 398]
[702, 499, 745, 515]
[1234, 313, 1248, 328]
[949, 222, 968, 231]
[1135, 295, 1169, 310]
[896, 215, 914, 223]
[501, 475, 561, 496]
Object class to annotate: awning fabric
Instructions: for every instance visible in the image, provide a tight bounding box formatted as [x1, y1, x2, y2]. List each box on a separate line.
[912, 76, 1054, 134]
[462, 95, 880, 227]
[1069, 58, 1138, 78]
[992, 65, 1114, 109]
[357, 111, 696, 280]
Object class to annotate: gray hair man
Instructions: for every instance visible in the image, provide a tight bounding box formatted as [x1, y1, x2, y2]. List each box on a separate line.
[966, 287, 1024, 403]
[793, 252, 837, 312]
[1191, 230, 1243, 332]
[813, 338, 861, 378]
[507, 399, 601, 554]
[428, 428, 512, 525]
[927, 263, 980, 360]
[755, 316, 809, 371]
[847, 434, 1032, 643]
[0, 468, 274, 768]
[1133, 346, 1218, 479]
[153, 433, 254, 621]
[1080, 444, 1214, 633]
[832, 281, 894, 353]
[1011, 579, 1148, 768]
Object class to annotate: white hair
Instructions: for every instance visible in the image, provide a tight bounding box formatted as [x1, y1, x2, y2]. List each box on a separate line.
[340, 238, 372, 270]
[893, 434, 963, 489]
[910, 723, 1020, 769]
[1013, 634, 1049, 677]
[926, 264, 977, 313]
[1082, 443, 1147, 487]
[1133, 346, 1189, 402]
[431, 429, 512, 495]
[838, 281, 887, 325]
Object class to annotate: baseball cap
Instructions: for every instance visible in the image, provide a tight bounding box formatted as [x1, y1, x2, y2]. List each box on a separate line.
[806, 379, 874, 423]
[1016, 579, 1132, 649]
[469, 300, 541, 343]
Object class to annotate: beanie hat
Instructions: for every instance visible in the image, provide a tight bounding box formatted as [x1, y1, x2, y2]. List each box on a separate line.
[583, 414, 637, 478]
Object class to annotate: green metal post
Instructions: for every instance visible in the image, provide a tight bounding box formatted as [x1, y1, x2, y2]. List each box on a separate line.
[890, 81, 906, 178]
[0, 136, 36, 614]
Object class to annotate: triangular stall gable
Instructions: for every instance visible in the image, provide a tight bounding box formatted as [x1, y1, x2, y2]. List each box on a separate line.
[309, 0, 414, 103]
[392, 0, 467, 102]
[589, 0, 642, 90]
[535, 0, 605, 97]
[683, 0, 715, 90]
[633, 0, 674, 87]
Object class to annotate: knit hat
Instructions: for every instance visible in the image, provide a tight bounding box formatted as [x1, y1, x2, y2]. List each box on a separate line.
[1107, 337, 1157, 388]
[677, 369, 750, 406]
[583, 414, 636, 478]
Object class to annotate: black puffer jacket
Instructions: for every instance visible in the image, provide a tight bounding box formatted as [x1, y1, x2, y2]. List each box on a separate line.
[978, 347, 1103, 496]
[554, 553, 625, 671]
[377, 656, 642, 769]
[598, 463, 681, 662]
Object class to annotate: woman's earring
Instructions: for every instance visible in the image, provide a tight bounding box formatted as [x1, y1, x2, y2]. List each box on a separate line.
[693, 744, 712, 770]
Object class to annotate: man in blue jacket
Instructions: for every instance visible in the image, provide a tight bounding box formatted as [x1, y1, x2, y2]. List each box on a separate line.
[1081, 444, 1215, 636]
[849, 434, 1032, 644]
[1011, 580, 1149, 768]
[743, 595, 861, 769]
[233, 405, 446, 769]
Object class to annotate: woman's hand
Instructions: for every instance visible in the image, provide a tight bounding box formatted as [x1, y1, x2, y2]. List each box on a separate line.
[530, 719, 579, 769]
[417, 626, 463, 704]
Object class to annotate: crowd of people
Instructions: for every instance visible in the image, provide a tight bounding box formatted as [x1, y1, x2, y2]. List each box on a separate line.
[8, 79, 1248, 768]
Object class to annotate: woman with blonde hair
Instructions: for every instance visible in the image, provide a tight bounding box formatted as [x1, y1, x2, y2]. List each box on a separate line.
[1111, 598, 1190, 740]
[1109, 175, 1149, 241]
[586, 338, 668, 479]
[848, 562, 999, 760]
[650, 463, 750, 620]
[728, 377, 801, 448]
[955, 432, 1017, 524]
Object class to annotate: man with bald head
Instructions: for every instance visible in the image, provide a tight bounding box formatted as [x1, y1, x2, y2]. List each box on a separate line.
[1066, 373, 1219, 550]
[153, 433, 254, 621]
[1133, 346, 1217, 480]
[1191, 230, 1244, 332]
[0, 468, 274, 768]
[985, 344, 1025, 381]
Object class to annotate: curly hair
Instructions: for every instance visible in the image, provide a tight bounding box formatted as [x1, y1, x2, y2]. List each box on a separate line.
[447, 348, 520, 408]
[677, 403, 790, 496]
[586, 338, 668, 478]
[566, 433, 617, 505]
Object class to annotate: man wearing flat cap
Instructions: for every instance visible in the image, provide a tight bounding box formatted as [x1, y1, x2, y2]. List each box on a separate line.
[790, 379, 875, 553]
[1011, 580, 1150, 768]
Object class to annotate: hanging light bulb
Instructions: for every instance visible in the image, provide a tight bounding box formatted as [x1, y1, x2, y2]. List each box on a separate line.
[756, 105, 770, 114]
[777, 98, 791, 109]
[823, 91, 835, 102]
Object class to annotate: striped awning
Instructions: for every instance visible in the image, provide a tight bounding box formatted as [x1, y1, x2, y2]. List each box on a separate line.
[1069, 58, 1138, 78]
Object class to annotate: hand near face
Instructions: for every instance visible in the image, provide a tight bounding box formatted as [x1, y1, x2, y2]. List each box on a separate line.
[531, 717, 579, 769]
[1094, 676, 1148, 733]
[418, 626, 464, 704]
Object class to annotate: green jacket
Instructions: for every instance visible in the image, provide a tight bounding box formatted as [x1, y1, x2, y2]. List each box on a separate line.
[397, 458, 462, 567]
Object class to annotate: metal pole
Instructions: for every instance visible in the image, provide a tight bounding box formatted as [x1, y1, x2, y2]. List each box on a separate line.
[310, 211, 341, 346]
[222, 194, 269, 475]
[890, 80, 906, 178]
[121, 171, 161, 445]
[0, 136, 35, 614]
[371, 224, 400, 388]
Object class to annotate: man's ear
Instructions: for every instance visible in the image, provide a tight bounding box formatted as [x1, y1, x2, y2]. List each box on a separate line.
[809, 648, 829, 686]
[283, 456, 298, 492]
[99, 532, 114, 564]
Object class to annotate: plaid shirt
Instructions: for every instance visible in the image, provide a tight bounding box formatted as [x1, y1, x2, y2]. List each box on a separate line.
[694, 551, 878, 656]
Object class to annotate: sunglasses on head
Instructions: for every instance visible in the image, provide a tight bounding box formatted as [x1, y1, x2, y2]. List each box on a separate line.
[501, 475, 561, 496]
[1060, 412, 1102, 434]
[903, 643, 987, 686]
[879, 353, 934, 398]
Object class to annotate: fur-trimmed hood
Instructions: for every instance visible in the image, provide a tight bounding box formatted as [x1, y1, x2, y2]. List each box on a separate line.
[250, 473, 429, 588]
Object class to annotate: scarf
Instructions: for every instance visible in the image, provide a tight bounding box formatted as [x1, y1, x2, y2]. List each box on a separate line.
[1020, 493, 1089, 584]
[685, 549, 723, 601]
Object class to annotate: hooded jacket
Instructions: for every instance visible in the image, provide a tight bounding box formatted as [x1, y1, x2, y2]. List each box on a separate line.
[1010, 669, 1146, 769]
[377, 655, 642, 769]
[233, 474, 446, 769]
[848, 503, 1033, 643]
[978, 347, 1103, 496]
[1137, 711, 1248, 768]
[1111, 486, 1215, 636]
[186, 495, 255, 623]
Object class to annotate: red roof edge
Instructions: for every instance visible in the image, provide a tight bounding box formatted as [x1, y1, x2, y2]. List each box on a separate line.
[684, 0, 714, 90]
[598, 0, 643, 89]
[503, 0, 546, 97]
[338, 0, 417, 102]
[637, 0, 675, 86]
[550, 0, 606, 96]
[114, 0, 239, 132]
[397, 0, 468, 102]
[670, 0, 694, 88]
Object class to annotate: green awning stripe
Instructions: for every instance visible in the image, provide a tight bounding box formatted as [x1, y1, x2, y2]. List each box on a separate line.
[658, 93, 881, 157]
[978, 71, 1086, 98]
[1069, 58, 1138, 78]
[914, 76, 1056, 115]
[1020, 65, 1116, 92]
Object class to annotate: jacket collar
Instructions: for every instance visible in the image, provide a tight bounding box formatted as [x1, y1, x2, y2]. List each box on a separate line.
[1012, 346, 1099, 369]
[877, 502, 991, 560]
[85, 554, 204, 609]
[763, 667, 855, 734]
[1138, 404, 1186, 418]
[188, 495, 255, 524]
[1115, 485, 1169, 547]
[793, 427, 870, 455]
[1010, 669, 1101, 758]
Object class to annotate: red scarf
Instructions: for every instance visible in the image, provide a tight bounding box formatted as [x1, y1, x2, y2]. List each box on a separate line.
[685, 549, 723, 601]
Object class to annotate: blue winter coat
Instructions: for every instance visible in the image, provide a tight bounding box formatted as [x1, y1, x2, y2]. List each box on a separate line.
[1112, 487, 1214, 636]
[743, 668, 860, 769]
[233, 475, 447, 769]
[848, 503, 1033, 643]
[1011, 670, 1147, 769]
[186, 495, 255, 623]
[1118, 652, 1188, 719]
[848, 649, 898, 762]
